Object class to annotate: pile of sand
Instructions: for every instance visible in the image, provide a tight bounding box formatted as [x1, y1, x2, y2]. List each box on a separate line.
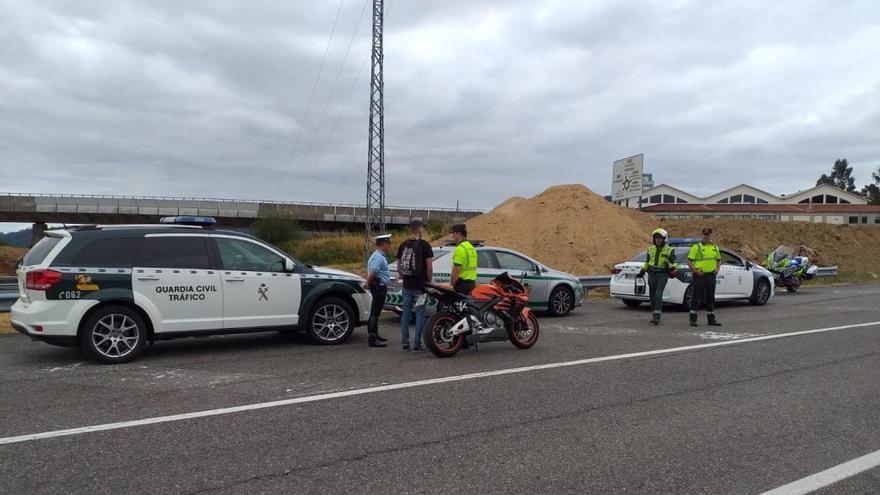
[466, 184, 656, 275]
[0, 246, 25, 275]
[466, 184, 880, 275]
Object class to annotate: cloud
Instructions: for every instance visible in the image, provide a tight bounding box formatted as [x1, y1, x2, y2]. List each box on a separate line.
[0, 0, 878, 213]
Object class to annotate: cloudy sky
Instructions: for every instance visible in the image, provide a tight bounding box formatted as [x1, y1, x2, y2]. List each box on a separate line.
[1, 0, 879, 215]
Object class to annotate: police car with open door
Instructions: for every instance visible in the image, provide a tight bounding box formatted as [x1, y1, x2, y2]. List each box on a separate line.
[10, 217, 371, 364]
[609, 238, 775, 308]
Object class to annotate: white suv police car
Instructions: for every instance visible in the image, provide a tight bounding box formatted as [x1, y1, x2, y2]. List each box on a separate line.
[11, 217, 371, 364]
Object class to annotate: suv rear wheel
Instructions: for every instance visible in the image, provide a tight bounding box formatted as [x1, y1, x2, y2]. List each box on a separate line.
[80, 306, 147, 364]
[306, 297, 355, 345]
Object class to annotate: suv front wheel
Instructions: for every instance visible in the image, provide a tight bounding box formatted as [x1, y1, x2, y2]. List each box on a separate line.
[306, 297, 355, 345]
[80, 306, 147, 364]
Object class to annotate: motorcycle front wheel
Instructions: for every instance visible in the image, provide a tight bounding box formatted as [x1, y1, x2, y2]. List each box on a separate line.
[508, 312, 540, 349]
[423, 312, 465, 358]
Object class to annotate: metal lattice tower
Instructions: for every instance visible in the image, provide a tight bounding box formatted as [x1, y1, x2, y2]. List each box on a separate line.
[365, 0, 385, 252]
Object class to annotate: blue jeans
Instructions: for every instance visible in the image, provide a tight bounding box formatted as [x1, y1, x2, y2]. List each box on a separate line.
[400, 288, 428, 348]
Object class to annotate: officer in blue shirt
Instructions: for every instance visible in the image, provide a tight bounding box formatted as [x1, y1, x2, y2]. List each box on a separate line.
[366, 234, 393, 347]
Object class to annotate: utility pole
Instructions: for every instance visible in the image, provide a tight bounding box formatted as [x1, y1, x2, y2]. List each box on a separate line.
[365, 0, 385, 255]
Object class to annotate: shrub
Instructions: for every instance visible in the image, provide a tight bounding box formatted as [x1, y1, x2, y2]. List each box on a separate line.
[253, 215, 303, 246]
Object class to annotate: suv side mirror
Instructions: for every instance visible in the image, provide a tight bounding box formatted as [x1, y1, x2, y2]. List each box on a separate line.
[745, 261, 753, 269]
[284, 258, 296, 272]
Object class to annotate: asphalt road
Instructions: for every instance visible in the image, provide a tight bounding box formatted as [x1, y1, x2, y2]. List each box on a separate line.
[1, 284, 879, 494]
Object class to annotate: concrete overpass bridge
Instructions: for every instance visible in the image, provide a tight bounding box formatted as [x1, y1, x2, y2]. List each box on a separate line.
[0, 193, 482, 238]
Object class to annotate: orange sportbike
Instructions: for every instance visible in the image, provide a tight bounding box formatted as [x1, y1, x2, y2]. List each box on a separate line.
[421, 272, 540, 357]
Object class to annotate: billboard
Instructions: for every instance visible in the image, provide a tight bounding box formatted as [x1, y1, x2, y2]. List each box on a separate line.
[611, 154, 644, 204]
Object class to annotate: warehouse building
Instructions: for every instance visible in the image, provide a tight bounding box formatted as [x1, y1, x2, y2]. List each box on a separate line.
[639, 184, 880, 225]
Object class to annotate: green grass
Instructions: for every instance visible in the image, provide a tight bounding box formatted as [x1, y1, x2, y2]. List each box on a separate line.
[0, 313, 13, 335]
[283, 224, 451, 268]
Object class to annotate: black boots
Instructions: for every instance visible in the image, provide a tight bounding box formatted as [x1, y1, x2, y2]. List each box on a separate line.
[375, 335, 388, 342]
[368, 336, 387, 347]
[689, 313, 720, 327]
[650, 313, 660, 325]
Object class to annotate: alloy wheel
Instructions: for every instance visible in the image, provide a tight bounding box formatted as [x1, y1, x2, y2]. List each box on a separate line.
[312, 304, 351, 341]
[758, 281, 771, 303]
[91, 314, 140, 359]
[552, 289, 572, 314]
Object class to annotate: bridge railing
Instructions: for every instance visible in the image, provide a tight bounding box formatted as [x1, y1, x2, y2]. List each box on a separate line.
[0, 193, 482, 221]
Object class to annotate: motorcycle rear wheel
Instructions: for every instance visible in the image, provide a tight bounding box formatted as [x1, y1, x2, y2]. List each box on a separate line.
[423, 313, 464, 358]
[509, 313, 540, 349]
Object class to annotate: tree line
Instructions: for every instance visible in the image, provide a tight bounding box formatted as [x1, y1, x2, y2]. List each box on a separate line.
[816, 159, 880, 204]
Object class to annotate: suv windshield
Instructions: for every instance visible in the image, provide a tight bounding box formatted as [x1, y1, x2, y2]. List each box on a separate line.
[22, 236, 62, 266]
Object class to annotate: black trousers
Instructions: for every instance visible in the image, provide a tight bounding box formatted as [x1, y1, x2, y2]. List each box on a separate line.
[453, 279, 476, 295]
[690, 273, 717, 314]
[368, 285, 387, 340]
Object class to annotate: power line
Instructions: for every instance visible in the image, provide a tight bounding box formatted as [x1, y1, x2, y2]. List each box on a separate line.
[316, 0, 396, 161]
[291, 0, 346, 154]
[304, 0, 371, 156]
[317, 55, 370, 159]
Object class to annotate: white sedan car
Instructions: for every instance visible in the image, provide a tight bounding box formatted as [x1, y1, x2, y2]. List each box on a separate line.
[609, 240, 775, 308]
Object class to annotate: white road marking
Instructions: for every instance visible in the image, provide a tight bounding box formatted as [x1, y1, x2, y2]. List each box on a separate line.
[694, 331, 765, 341]
[1, 320, 879, 447]
[758, 448, 880, 495]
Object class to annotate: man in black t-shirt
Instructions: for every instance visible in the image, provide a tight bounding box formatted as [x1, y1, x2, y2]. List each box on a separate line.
[396, 220, 434, 351]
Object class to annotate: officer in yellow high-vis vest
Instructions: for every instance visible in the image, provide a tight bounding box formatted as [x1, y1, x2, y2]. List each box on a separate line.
[687, 227, 723, 327]
[450, 224, 477, 295]
[638, 228, 678, 325]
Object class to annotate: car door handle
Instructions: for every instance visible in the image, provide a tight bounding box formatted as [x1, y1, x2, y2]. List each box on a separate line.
[137, 275, 160, 281]
[225, 277, 245, 282]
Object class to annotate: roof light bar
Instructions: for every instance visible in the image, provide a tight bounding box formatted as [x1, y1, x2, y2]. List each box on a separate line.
[159, 216, 217, 227]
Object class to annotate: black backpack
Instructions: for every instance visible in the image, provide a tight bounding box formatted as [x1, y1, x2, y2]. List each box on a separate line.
[398, 239, 424, 278]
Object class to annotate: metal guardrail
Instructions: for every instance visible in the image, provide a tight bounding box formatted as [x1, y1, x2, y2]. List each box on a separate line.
[579, 276, 612, 289]
[815, 266, 839, 277]
[0, 277, 19, 312]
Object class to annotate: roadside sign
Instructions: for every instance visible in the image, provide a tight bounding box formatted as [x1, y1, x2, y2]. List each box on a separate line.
[611, 154, 644, 205]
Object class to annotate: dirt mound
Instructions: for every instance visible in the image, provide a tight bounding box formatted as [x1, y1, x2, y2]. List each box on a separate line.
[0, 246, 26, 275]
[466, 184, 656, 274]
[662, 219, 880, 272]
[466, 184, 880, 275]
